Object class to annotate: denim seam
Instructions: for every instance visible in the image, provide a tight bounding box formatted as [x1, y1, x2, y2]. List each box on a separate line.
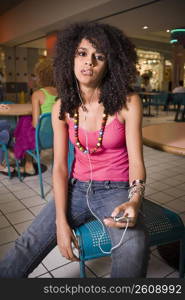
[22, 234, 56, 277]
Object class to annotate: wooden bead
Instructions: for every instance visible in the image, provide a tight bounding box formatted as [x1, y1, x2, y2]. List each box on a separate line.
[74, 109, 107, 154]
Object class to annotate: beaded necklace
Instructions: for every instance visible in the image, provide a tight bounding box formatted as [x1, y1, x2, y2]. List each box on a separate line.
[74, 110, 108, 154]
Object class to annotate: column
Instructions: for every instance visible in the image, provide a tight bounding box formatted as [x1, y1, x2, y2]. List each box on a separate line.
[46, 32, 57, 57]
[171, 44, 185, 89]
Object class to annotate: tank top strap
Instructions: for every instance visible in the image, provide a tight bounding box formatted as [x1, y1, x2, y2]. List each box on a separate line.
[40, 88, 48, 96]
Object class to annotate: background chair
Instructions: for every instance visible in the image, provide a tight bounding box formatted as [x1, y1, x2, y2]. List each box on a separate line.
[74, 199, 185, 278]
[16, 113, 53, 198]
[150, 92, 169, 116]
[172, 93, 185, 121]
[139, 93, 151, 116]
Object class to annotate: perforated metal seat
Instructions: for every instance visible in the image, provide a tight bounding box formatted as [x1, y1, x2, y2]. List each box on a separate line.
[74, 198, 185, 278]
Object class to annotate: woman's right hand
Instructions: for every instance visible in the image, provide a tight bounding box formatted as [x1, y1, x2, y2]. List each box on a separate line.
[56, 222, 79, 261]
[0, 104, 9, 110]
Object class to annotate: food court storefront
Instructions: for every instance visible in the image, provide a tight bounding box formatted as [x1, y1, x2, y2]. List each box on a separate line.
[136, 49, 171, 91]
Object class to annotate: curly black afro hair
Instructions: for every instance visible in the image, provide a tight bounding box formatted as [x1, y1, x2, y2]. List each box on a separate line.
[53, 21, 137, 119]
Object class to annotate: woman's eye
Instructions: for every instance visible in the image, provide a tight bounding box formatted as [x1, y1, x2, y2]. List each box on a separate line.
[77, 51, 86, 57]
[95, 55, 105, 61]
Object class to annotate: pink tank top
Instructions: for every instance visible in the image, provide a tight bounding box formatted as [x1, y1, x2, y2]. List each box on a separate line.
[68, 114, 129, 181]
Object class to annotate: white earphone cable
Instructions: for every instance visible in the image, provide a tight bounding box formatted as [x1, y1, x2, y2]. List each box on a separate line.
[76, 80, 129, 254]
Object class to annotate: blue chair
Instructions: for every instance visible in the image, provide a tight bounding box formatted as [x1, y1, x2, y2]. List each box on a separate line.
[74, 199, 185, 278]
[67, 142, 185, 278]
[139, 93, 150, 116]
[16, 113, 53, 198]
[150, 92, 169, 115]
[172, 93, 185, 121]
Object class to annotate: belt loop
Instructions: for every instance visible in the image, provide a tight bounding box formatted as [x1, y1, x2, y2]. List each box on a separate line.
[105, 180, 110, 189]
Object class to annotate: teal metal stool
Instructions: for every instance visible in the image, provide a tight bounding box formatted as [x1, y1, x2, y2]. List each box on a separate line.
[16, 113, 53, 198]
[74, 199, 185, 278]
[67, 140, 185, 278]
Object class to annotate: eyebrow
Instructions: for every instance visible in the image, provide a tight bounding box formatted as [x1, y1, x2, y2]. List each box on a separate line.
[77, 47, 104, 54]
[78, 47, 87, 50]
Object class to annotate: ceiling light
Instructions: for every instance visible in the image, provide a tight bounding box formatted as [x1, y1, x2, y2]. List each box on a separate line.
[166, 29, 170, 33]
[170, 39, 178, 44]
[143, 26, 148, 30]
[170, 28, 185, 47]
[171, 29, 185, 33]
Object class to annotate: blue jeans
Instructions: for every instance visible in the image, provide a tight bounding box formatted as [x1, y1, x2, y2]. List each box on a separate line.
[0, 179, 149, 278]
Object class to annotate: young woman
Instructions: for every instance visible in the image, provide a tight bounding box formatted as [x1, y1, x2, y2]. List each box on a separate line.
[0, 22, 149, 278]
[13, 58, 57, 174]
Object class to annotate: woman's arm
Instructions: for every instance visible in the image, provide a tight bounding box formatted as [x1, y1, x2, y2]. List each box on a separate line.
[124, 93, 146, 190]
[52, 100, 79, 261]
[104, 93, 146, 228]
[52, 100, 69, 223]
[31, 90, 42, 128]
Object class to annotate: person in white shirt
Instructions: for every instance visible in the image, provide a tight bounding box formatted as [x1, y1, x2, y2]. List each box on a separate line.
[172, 80, 185, 93]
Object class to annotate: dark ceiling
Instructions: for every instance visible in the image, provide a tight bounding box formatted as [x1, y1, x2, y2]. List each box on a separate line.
[0, 0, 25, 16]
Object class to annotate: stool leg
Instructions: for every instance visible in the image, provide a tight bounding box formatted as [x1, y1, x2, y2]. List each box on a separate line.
[15, 159, 23, 182]
[179, 237, 185, 278]
[79, 260, 86, 278]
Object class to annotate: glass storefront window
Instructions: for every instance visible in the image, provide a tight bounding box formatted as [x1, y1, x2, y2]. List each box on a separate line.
[137, 49, 164, 91]
[0, 38, 46, 103]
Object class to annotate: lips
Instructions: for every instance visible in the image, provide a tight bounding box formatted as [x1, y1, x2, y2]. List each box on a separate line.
[81, 69, 93, 76]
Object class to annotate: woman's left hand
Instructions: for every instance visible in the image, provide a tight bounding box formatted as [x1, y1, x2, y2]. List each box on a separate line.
[103, 200, 140, 228]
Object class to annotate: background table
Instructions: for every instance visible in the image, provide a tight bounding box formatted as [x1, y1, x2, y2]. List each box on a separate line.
[0, 104, 32, 116]
[142, 122, 185, 156]
[143, 122, 185, 270]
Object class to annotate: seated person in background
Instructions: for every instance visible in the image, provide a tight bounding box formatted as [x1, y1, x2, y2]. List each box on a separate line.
[141, 74, 152, 92]
[133, 70, 142, 92]
[13, 58, 58, 175]
[0, 119, 14, 174]
[172, 80, 185, 93]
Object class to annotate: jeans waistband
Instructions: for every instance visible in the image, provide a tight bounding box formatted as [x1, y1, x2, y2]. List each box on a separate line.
[69, 178, 129, 189]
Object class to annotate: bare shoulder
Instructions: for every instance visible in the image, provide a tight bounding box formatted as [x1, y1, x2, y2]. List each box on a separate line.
[126, 93, 142, 109]
[31, 89, 44, 103]
[52, 98, 61, 112]
[52, 99, 61, 119]
[32, 90, 44, 98]
[120, 93, 142, 120]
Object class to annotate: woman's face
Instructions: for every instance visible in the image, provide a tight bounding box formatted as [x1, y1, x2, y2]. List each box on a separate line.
[74, 39, 107, 88]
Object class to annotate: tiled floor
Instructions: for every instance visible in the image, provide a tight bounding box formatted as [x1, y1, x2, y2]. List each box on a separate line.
[0, 107, 184, 278]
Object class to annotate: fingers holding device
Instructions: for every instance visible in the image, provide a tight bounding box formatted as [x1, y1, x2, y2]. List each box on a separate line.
[105, 215, 133, 223]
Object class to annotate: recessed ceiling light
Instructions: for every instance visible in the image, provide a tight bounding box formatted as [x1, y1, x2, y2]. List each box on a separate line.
[143, 26, 148, 30]
[170, 39, 178, 44]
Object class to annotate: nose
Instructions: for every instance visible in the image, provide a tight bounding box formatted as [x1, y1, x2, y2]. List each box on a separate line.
[85, 61, 94, 67]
